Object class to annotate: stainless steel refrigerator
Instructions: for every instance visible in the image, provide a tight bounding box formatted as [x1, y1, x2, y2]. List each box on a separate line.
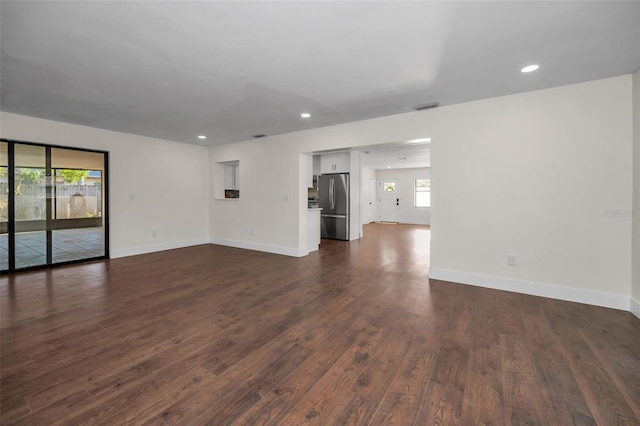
[319, 173, 349, 240]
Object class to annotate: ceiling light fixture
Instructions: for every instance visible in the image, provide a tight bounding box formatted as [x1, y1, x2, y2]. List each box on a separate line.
[407, 137, 431, 143]
[198, 135, 206, 139]
[300, 113, 311, 118]
[521, 64, 540, 73]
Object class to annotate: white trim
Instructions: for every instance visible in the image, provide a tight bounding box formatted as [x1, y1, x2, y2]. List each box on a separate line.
[110, 237, 209, 259]
[428, 267, 631, 312]
[209, 237, 308, 258]
[631, 297, 640, 319]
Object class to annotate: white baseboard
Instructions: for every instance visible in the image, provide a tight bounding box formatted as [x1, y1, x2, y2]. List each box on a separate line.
[631, 297, 640, 319]
[110, 237, 209, 259]
[210, 237, 308, 258]
[399, 221, 431, 225]
[428, 267, 632, 313]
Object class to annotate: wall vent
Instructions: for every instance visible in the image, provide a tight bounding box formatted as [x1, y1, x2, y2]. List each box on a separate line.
[413, 102, 440, 111]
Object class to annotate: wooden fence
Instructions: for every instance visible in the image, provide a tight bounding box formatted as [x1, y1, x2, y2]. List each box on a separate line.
[0, 183, 102, 221]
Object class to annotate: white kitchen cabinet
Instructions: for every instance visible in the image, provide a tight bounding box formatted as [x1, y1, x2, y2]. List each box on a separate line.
[224, 162, 239, 190]
[313, 155, 321, 175]
[320, 152, 350, 174]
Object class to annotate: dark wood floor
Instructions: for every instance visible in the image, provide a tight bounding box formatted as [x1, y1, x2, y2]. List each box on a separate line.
[1, 223, 638, 425]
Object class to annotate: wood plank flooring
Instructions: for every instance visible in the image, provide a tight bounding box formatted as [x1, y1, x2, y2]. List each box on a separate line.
[1, 223, 638, 425]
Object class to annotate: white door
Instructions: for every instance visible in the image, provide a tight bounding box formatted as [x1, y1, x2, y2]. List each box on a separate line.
[366, 177, 376, 223]
[378, 178, 399, 222]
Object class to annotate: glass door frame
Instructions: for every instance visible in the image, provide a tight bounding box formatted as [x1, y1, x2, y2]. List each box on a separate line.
[0, 138, 109, 273]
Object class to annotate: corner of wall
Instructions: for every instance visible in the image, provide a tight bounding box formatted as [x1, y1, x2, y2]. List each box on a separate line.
[631, 296, 640, 319]
[298, 153, 309, 252]
[632, 68, 640, 318]
[350, 151, 362, 240]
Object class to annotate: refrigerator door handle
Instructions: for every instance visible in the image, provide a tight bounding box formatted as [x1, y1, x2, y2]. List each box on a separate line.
[329, 179, 335, 210]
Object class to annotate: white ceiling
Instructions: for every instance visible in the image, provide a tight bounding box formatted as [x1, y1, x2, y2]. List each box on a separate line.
[1, 1, 639, 149]
[357, 142, 430, 170]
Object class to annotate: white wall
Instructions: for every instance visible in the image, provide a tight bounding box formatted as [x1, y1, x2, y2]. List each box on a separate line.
[0, 112, 210, 258]
[429, 76, 633, 311]
[349, 151, 361, 240]
[360, 167, 377, 225]
[209, 75, 634, 313]
[376, 168, 430, 225]
[208, 138, 305, 256]
[208, 142, 361, 256]
[2, 75, 633, 314]
[632, 69, 640, 319]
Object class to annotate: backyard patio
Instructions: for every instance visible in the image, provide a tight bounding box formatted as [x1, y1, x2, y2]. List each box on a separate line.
[0, 227, 105, 269]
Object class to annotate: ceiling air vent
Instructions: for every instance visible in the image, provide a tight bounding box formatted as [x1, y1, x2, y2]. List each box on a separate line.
[413, 102, 440, 111]
[252, 134, 266, 138]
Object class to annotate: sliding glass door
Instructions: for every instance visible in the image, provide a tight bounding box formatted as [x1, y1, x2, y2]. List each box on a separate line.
[51, 148, 106, 263]
[0, 142, 8, 271]
[14, 143, 48, 269]
[0, 139, 108, 273]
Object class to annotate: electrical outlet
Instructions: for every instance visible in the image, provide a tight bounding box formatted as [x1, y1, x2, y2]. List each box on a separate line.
[152, 230, 157, 238]
[508, 255, 517, 266]
[250, 228, 254, 235]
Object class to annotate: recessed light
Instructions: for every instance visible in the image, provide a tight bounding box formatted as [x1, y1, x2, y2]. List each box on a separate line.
[387, 166, 391, 169]
[300, 113, 311, 118]
[198, 135, 206, 139]
[521, 64, 539, 73]
[408, 137, 431, 143]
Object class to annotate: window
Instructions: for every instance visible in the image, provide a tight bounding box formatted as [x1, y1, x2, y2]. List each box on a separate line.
[415, 178, 430, 207]
[383, 181, 396, 192]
